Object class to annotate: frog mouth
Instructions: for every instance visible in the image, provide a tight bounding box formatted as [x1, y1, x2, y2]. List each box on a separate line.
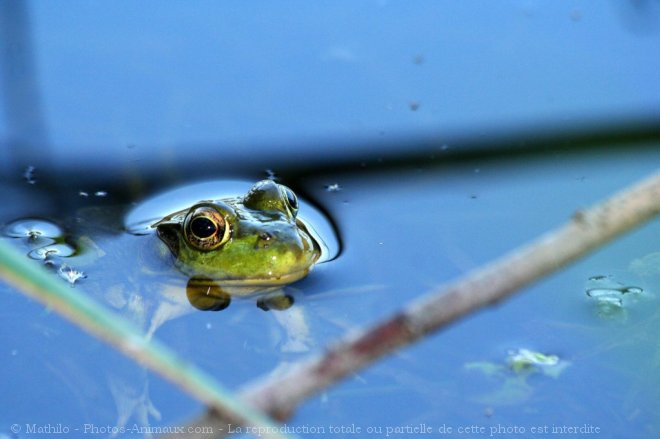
[194, 267, 312, 288]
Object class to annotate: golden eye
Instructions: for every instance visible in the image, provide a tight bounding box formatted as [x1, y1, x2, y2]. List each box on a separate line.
[184, 206, 230, 251]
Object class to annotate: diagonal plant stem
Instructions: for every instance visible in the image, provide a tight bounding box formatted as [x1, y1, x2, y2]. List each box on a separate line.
[166, 168, 660, 438]
[0, 241, 294, 439]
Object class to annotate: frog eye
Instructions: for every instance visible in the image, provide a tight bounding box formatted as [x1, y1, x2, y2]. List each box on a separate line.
[281, 186, 298, 216]
[184, 206, 230, 251]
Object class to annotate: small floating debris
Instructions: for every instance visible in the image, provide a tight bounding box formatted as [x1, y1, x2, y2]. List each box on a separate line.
[23, 165, 36, 184]
[79, 191, 89, 197]
[465, 349, 569, 406]
[585, 275, 642, 309]
[409, 101, 420, 111]
[507, 348, 559, 373]
[325, 183, 342, 192]
[466, 348, 569, 379]
[94, 191, 108, 197]
[58, 264, 86, 285]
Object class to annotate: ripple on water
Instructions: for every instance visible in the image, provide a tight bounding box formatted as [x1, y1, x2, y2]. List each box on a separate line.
[27, 243, 76, 260]
[3, 218, 63, 240]
[2, 218, 86, 286]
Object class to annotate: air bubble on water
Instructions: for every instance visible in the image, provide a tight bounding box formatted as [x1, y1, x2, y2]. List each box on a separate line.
[28, 243, 75, 260]
[3, 219, 63, 240]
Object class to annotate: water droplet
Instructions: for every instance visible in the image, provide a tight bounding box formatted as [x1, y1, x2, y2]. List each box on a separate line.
[205, 322, 212, 330]
[10, 349, 18, 356]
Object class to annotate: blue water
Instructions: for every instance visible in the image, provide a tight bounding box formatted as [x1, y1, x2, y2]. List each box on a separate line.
[2, 149, 660, 438]
[1, 2, 660, 438]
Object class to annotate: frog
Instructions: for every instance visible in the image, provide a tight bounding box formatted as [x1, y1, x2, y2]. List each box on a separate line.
[153, 179, 321, 311]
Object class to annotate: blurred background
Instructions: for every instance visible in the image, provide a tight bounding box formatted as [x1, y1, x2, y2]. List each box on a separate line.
[1, 1, 660, 438]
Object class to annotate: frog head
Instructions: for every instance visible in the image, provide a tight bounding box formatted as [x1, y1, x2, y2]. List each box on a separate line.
[155, 180, 320, 292]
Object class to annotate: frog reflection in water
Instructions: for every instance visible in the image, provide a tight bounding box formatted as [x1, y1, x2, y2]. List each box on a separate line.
[155, 180, 321, 311]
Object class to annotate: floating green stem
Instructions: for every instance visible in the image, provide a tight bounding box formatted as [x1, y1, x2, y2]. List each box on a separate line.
[0, 239, 293, 439]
